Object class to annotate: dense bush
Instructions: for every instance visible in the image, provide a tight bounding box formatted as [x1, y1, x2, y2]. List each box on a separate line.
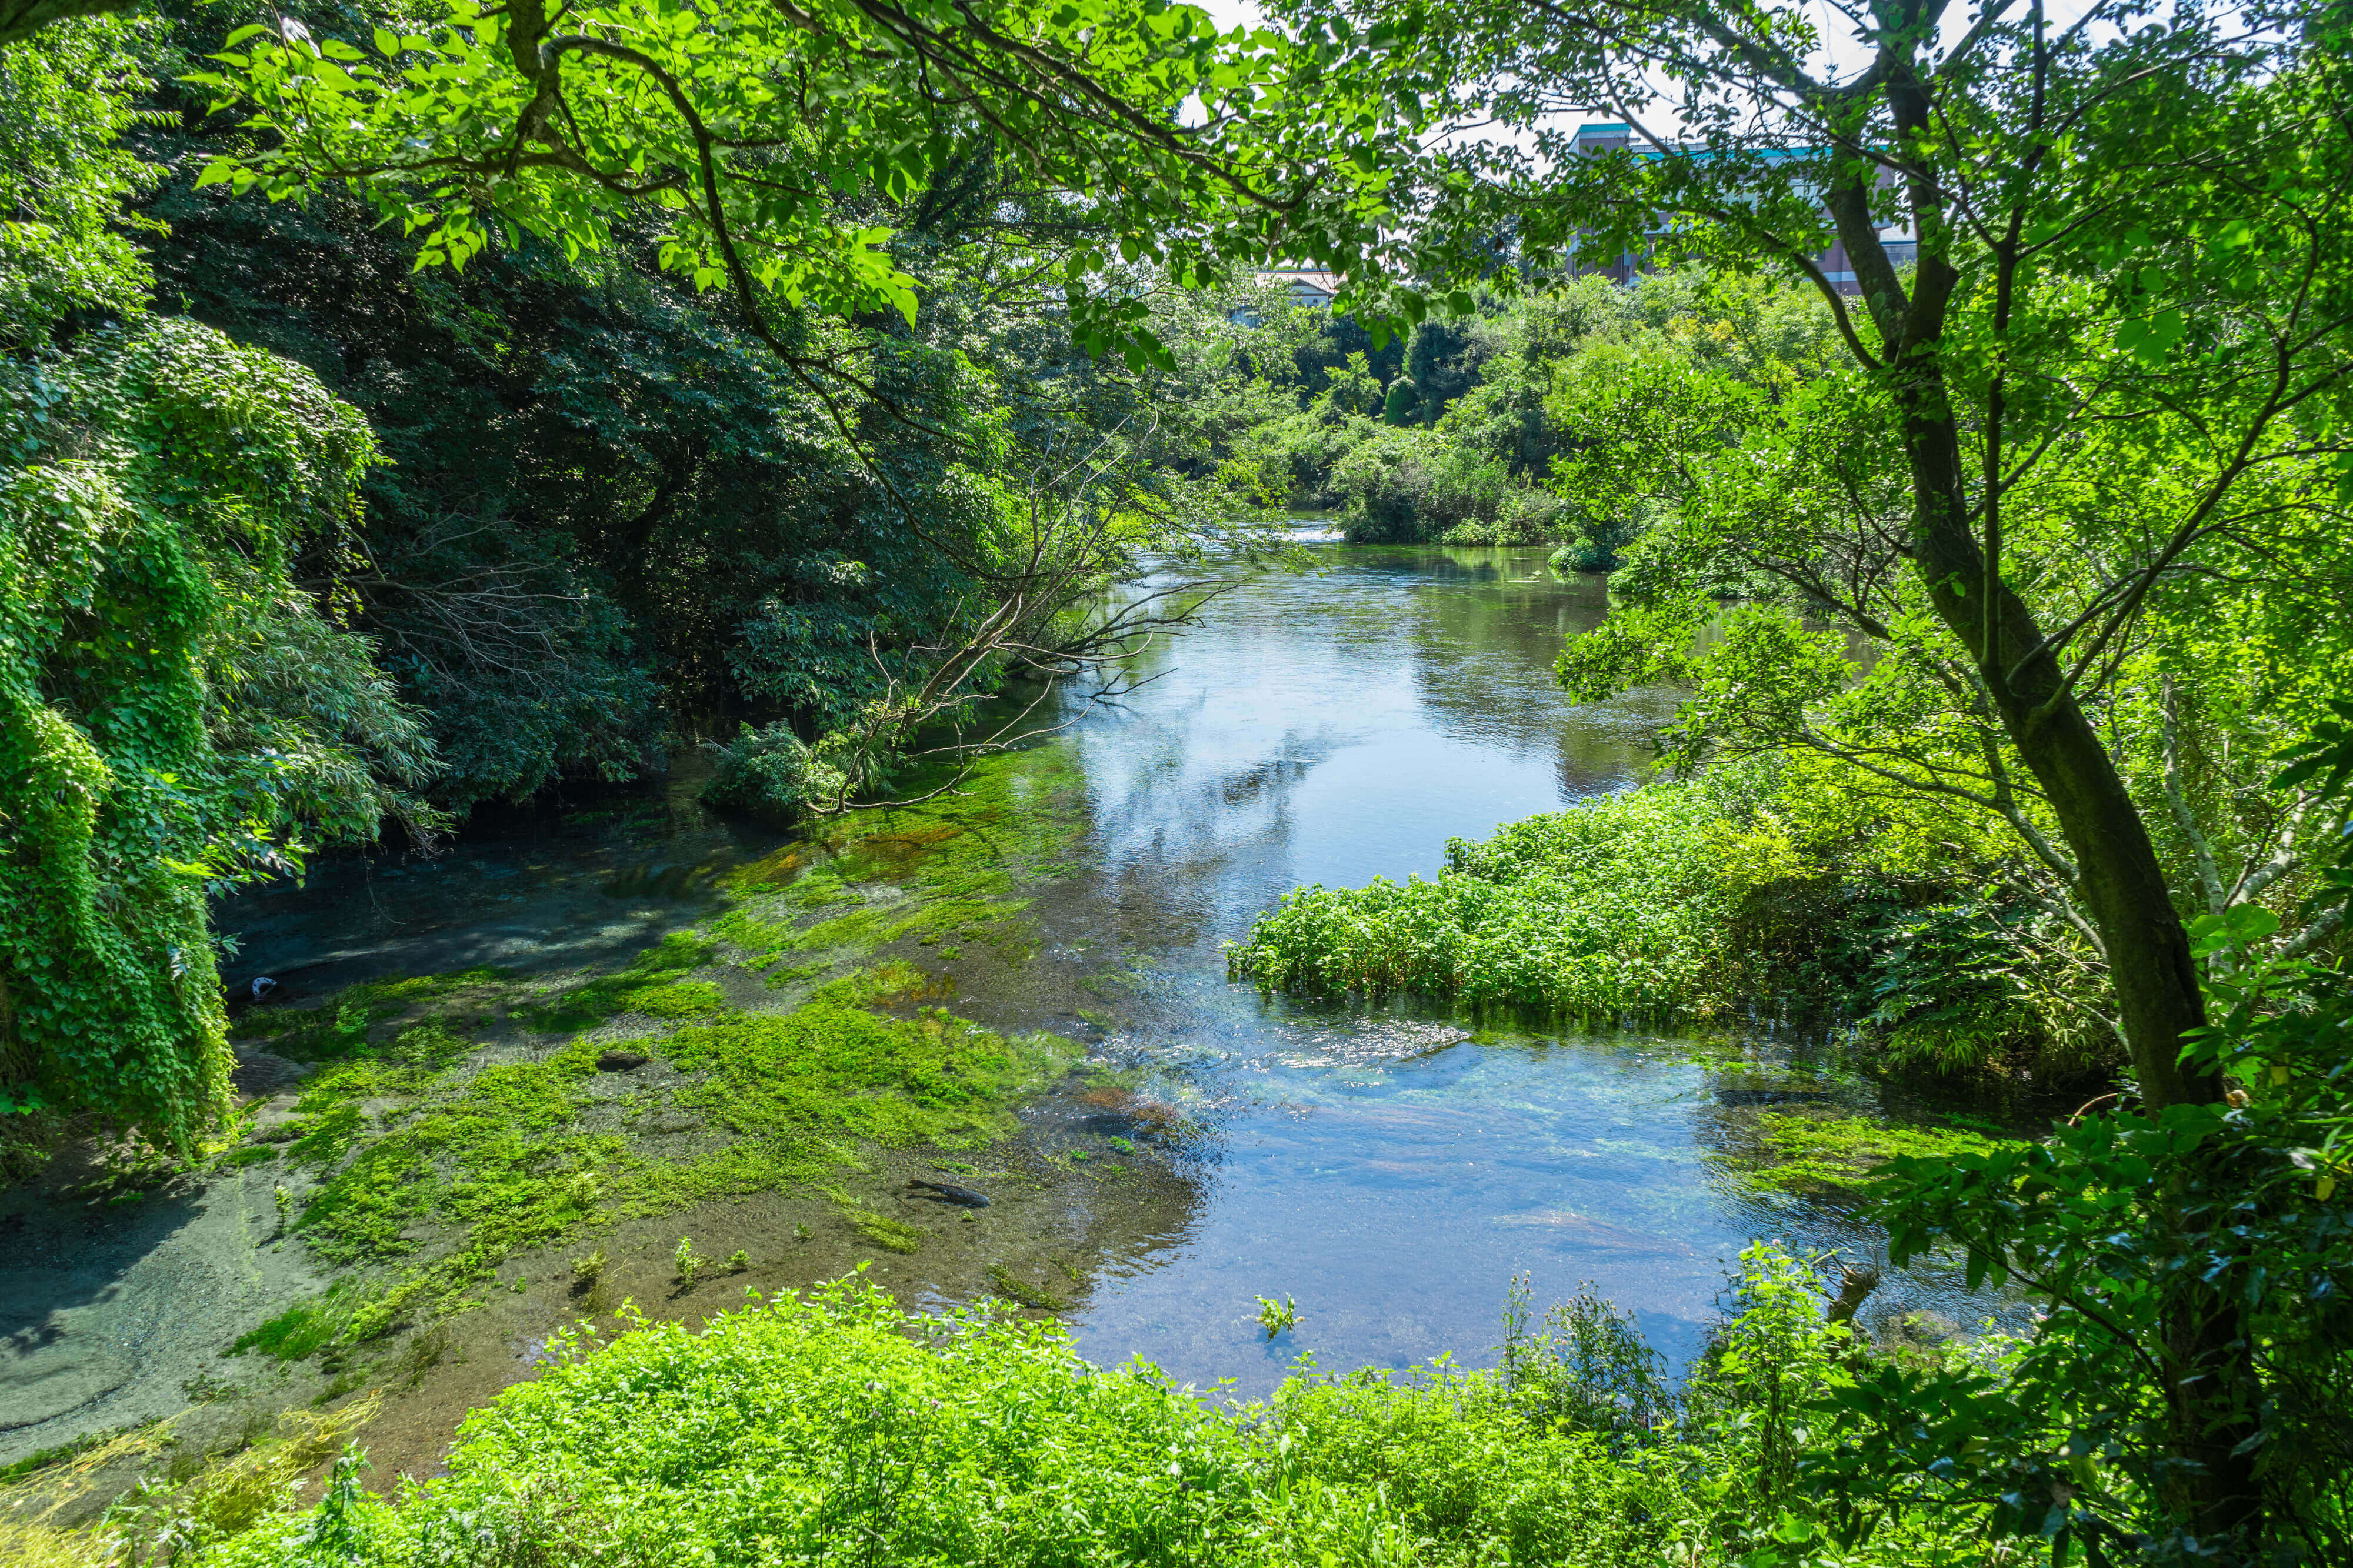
[1, 317, 439, 1151]
[1227, 758, 2115, 1070]
[698, 722, 853, 828]
[1330, 427, 1514, 543]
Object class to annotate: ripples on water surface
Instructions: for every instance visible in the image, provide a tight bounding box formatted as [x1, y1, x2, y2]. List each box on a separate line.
[226, 533, 2010, 1395]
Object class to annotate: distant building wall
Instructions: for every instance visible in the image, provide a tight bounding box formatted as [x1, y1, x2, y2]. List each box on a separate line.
[1252, 269, 1346, 309]
[1565, 122, 1916, 295]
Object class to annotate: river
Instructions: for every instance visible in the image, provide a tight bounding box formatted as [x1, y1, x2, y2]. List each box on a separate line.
[239, 531, 1992, 1387]
[4, 534, 2000, 1485]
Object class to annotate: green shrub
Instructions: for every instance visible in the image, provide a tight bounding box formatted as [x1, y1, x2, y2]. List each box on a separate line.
[188, 1257, 1981, 1568]
[1331, 426, 1514, 544]
[699, 721, 850, 827]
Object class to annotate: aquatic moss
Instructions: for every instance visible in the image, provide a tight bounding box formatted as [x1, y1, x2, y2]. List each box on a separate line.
[256, 963, 1072, 1351]
[1739, 1113, 2018, 1190]
[216, 749, 1086, 1355]
[286, 1100, 371, 1168]
[845, 1209, 922, 1253]
[235, 966, 512, 1063]
[734, 743, 1088, 907]
[653, 993, 1078, 1152]
[712, 906, 806, 970]
[231, 1282, 356, 1360]
[289, 1047, 613, 1270]
[986, 1263, 1067, 1311]
[516, 932, 722, 1031]
[718, 893, 1033, 973]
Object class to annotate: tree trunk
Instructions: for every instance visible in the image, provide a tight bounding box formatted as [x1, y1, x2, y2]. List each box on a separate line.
[1901, 417, 2221, 1109]
[1888, 325, 2263, 1550]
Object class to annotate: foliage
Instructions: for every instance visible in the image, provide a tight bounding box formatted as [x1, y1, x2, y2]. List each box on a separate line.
[184, 1254, 1989, 1568]
[1815, 728, 2353, 1558]
[1329, 425, 1517, 544]
[0, 16, 160, 345]
[1359, 0, 2353, 1173]
[2, 317, 437, 1152]
[1206, 274, 1802, 546]
[184, 0, 1437, 383]
[1497, 1272, 1673, 1452]
[1229, 762, 1847, 1022]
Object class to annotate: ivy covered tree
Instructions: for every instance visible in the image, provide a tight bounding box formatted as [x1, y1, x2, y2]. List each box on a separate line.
[2, 22, 435, 1155]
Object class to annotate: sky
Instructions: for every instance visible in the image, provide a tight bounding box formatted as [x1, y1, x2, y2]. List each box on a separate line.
[1185, 0, 2108, 130]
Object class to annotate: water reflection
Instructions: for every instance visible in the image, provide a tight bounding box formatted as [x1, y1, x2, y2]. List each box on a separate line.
[1034, 538, 2009, 1391]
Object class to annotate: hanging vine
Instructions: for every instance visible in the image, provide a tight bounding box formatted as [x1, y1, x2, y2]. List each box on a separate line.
[1, 318, 436, 1153]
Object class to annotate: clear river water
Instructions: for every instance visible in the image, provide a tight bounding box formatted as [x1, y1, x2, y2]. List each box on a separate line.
[202, 531, 2004, 1405]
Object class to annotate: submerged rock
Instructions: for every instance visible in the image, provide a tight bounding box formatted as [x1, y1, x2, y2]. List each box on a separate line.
[595, 1051, 651, 1072]
[229, 1050, 308, 1096]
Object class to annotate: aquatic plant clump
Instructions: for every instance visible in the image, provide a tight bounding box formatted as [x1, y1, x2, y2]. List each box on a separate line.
[1739, 1113, 2014, 1191]
[1228, 778, 1767, 1019]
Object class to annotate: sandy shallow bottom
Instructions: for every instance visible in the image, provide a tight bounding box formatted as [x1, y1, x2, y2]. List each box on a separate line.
[4, 1063, 1201, 1522]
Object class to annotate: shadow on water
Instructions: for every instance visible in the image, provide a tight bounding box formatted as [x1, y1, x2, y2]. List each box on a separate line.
[213, 752, 791, 1003]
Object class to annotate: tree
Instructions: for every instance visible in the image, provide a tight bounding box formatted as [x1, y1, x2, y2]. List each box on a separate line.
[1291, 0, 2353, 1544]
[187, 0, 1420, 384]
[2, 315, 439, 1153]
[1819, 709, 2353, 1559]
[2, 20, 436, 1154]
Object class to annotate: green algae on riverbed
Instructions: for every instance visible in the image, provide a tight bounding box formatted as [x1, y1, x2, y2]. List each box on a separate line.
[233, 970, 1081, 1357]
[222, 746, 1098, 1362]
[1730, 1112, 2019, 1192]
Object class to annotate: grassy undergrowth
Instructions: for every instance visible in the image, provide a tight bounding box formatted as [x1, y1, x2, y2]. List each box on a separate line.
[177, 1253, 1991, 1568]
[1226, 759, 2108, 1082]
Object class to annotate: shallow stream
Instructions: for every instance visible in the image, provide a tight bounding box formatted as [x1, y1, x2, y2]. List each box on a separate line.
[5, 534, 2011, 1480]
